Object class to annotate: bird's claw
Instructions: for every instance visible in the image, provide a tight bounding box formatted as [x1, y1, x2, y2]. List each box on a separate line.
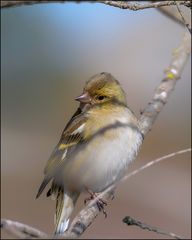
[84, 188, 108, 218]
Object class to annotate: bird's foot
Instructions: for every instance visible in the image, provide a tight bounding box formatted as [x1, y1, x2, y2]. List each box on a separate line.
[84, 188, 108, 218]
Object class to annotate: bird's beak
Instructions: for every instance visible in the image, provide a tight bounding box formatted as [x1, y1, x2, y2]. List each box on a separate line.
[75, 92, 91, 103]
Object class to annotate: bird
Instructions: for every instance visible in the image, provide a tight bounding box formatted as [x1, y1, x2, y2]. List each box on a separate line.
[36, 72, 143, 235]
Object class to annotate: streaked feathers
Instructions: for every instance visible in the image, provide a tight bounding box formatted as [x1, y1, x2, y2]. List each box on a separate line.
[36, 109, 87, 200]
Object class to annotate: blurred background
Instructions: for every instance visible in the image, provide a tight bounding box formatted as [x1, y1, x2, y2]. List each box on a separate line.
[1, 2, 191, 239]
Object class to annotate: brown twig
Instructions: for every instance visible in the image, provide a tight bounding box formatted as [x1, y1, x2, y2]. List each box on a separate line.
[1, 219, 48, 239]
[0, 1, 64, 8]
[123, 216, 182, 239]
[94, 148, 191, 202]
[1, 0, 191, 9]
[99, 1, 191, 10]
[157, 6, 187, 27]
[175, 1, 191, 34]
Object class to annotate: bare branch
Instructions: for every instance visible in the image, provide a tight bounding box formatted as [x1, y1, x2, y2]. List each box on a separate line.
[0, 1, 69, 8]
[99, 1, 191, 10]
[1, 219, 48, 239]
[1, 0, 191, 9]
[175, 1, 191, 34]
[123, 216, 182, 239]
[157, 7, 186, 27]
[117, 148, 191, 192]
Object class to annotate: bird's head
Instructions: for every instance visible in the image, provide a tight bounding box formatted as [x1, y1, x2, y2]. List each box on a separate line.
[75, 72, 127, 107]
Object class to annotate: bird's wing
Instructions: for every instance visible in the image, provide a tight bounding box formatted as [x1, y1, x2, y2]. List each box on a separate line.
[36, 107, 87, 198]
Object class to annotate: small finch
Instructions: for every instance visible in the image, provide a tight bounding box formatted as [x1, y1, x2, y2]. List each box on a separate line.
[36, 72, 143, 234]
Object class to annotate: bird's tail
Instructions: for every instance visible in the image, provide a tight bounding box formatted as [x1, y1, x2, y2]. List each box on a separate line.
[54, 188, 79, 235]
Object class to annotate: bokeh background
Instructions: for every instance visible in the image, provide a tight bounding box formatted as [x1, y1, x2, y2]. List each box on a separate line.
[1, 2, 191, 239]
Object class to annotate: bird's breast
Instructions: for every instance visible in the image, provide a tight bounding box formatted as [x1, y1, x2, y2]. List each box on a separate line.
[62, 122, 142, 193]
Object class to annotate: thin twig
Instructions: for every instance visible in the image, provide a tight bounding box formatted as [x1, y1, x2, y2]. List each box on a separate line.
[0, 1, 63, 8]
[120, 148, 191, 181]
[99, 1, 191, 10]
[1, 219, 48, 239]
[68, 148, 191, 236]
[175, 1, 191, 34]
[1, 0, 191, 9]
[123, 216, 182, 239]
[157, 6, 187, 27]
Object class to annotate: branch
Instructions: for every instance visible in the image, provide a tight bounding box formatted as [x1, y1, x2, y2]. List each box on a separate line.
[157, 1, 191, 32]
[0, 1, 69, 8]
[1, 219, 47, 239]
[175, 1, 191, 34]
[123, 216, 182, 239]
[115, 148, 191, 187]
[1, 1, 191, 9]
[99, 1, 191, 10]
[157, 7, 187, 27]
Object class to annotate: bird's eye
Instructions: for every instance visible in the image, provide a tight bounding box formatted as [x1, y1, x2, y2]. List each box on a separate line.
[97, 95, 106, 101]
